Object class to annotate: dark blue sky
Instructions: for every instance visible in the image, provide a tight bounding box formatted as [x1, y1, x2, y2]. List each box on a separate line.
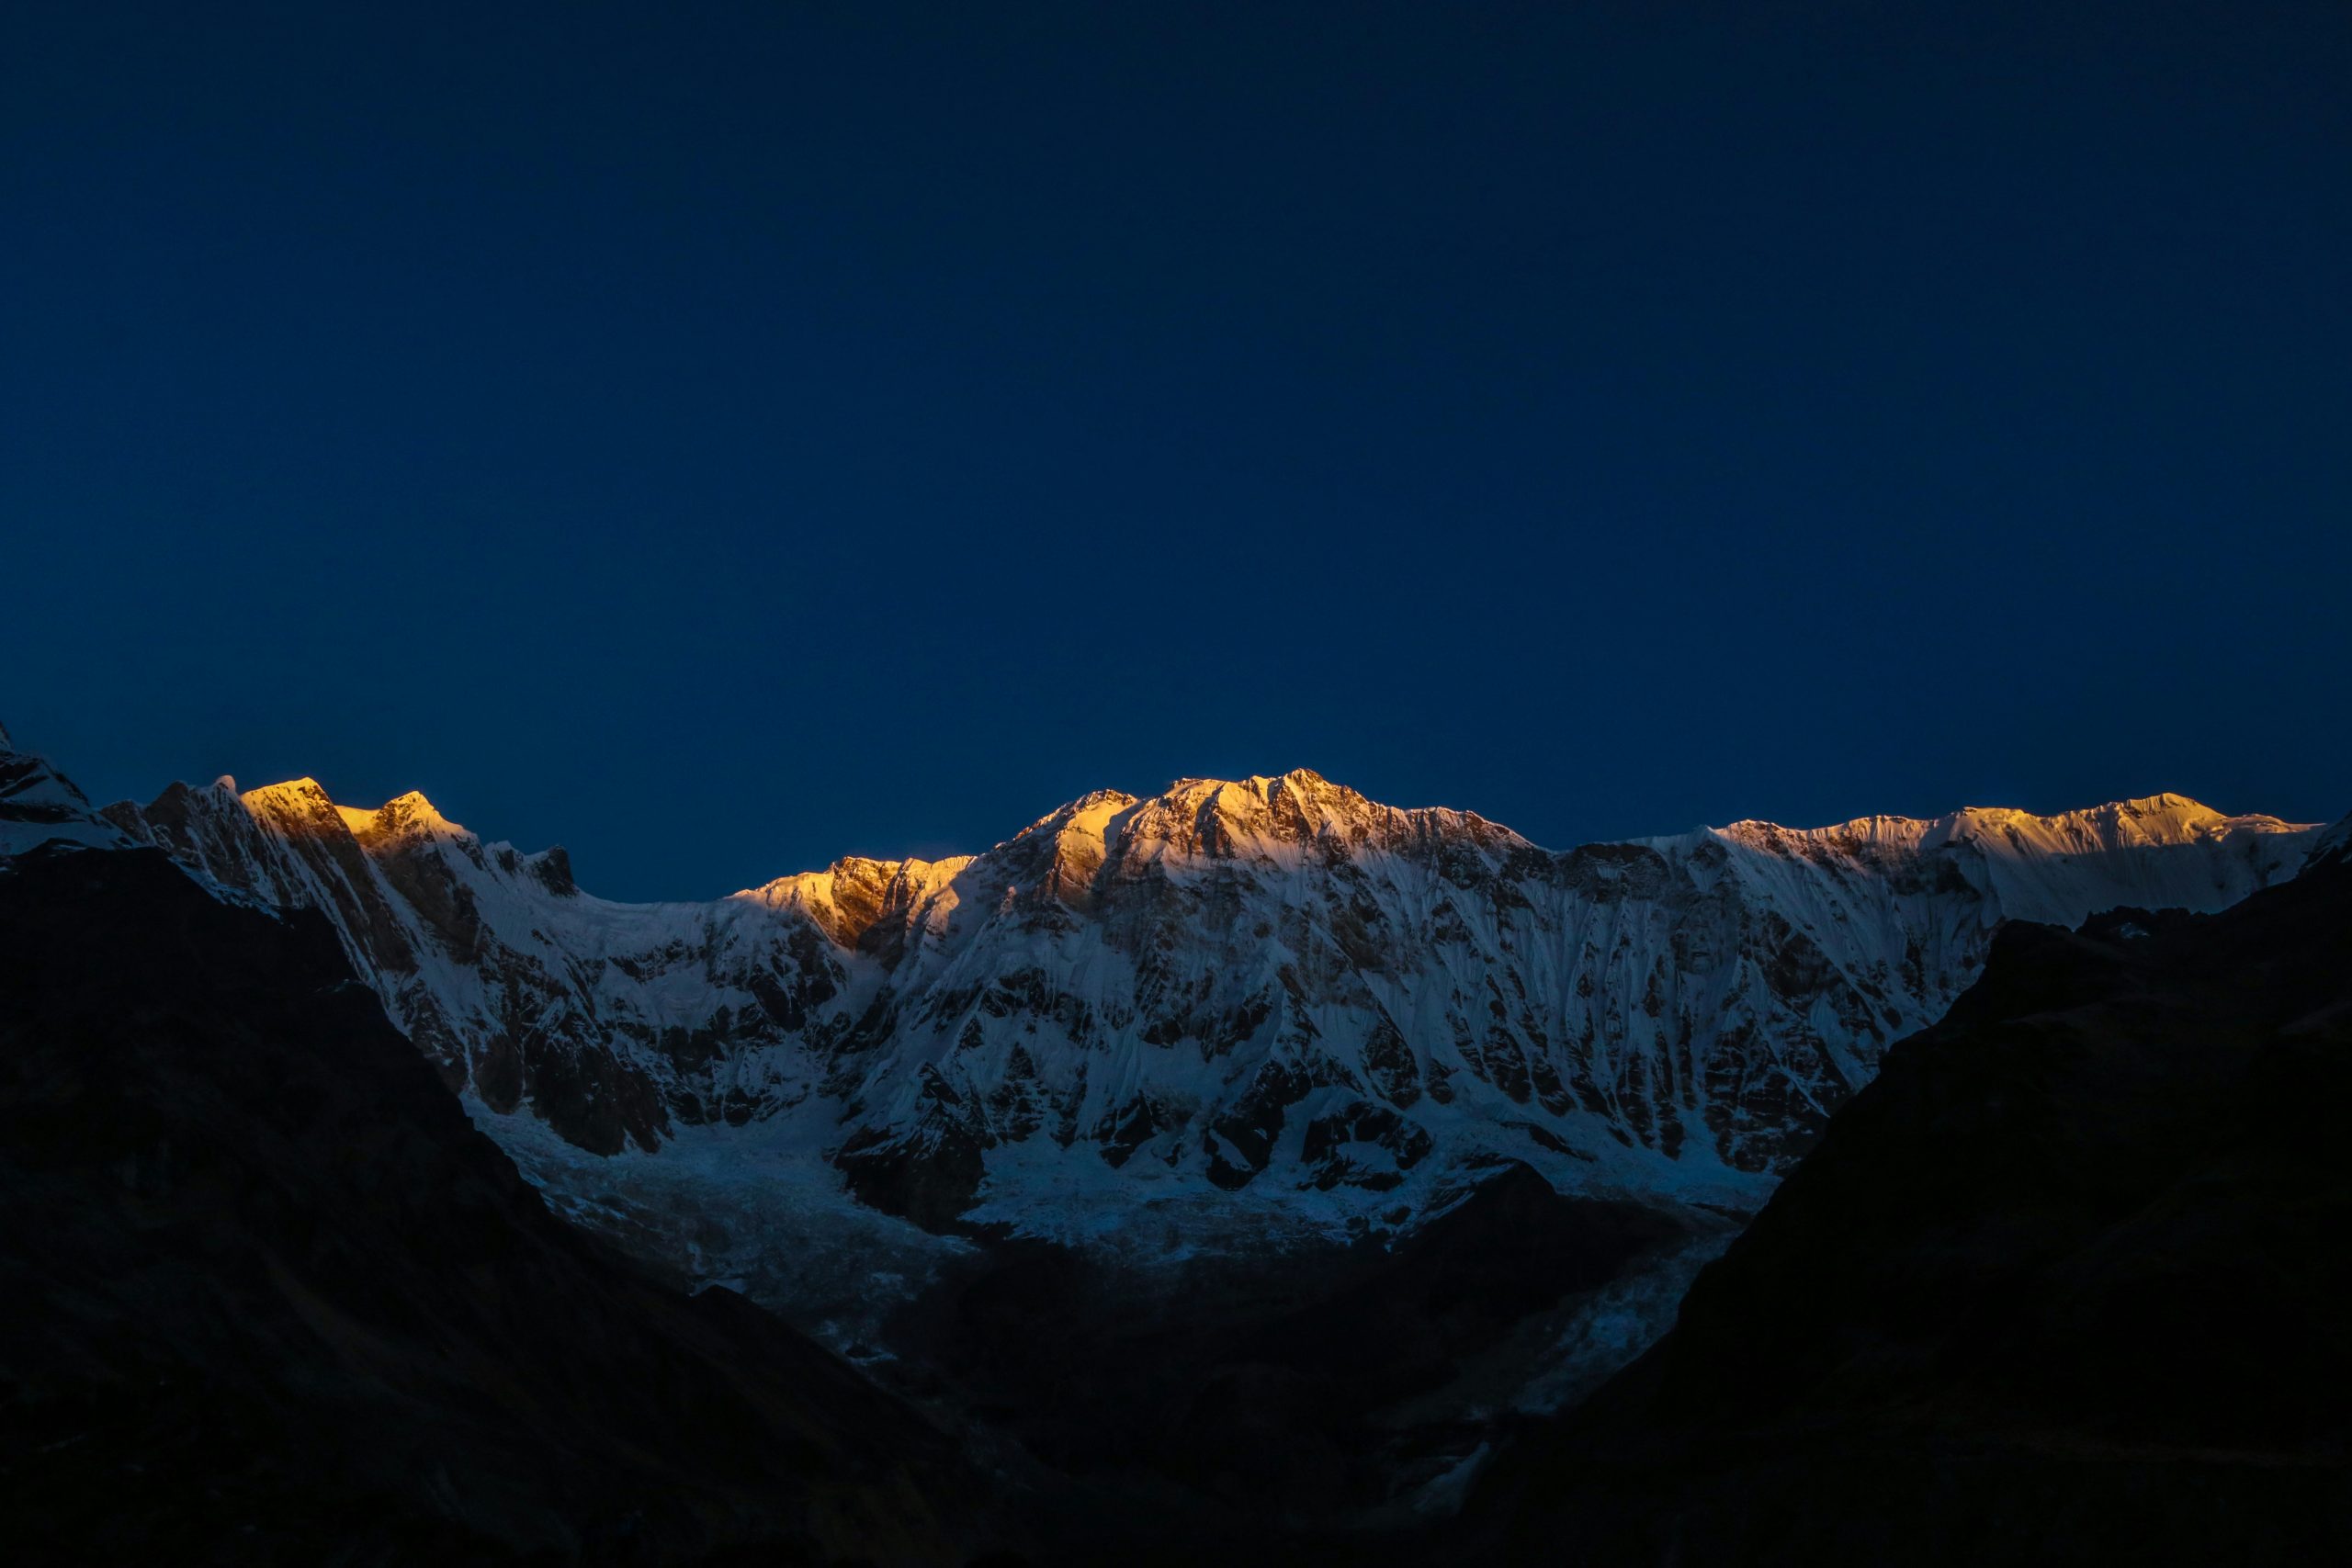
[6, 2, 2347, 900]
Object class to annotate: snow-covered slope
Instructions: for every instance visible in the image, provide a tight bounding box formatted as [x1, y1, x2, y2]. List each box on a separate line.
[0, 722, 136, 857]
[2307, 811, 2352, 871]
[31, 732, 2311, 1245]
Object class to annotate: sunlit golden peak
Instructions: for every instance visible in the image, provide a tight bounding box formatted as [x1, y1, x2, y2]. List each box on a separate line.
[336, 789, 469, 845]
[240, 777, 334, 810]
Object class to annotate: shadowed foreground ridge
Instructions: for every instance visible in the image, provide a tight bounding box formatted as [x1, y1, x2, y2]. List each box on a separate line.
[0, 844, 999, 1565]
[1462, 823, 2352, 1565]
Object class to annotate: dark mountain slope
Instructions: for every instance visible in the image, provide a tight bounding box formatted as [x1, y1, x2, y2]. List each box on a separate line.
[879, 1160, 1697, 1561]
[0, 844, 1001, 1566]
[1461, 826, 2352, 1565]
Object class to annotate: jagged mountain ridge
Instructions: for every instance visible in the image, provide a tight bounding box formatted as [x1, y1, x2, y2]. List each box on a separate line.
[18, 732, 2310, 1235]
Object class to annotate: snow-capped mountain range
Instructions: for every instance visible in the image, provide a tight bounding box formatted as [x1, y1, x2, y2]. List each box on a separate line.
[3, 722, 2321, 1248]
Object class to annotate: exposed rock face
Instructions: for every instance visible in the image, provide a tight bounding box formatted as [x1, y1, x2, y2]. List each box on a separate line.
[0, 841, 997, 1565]
[1458, 818, 2352, 1567]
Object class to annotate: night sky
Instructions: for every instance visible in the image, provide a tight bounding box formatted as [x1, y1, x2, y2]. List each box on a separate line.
[6, 3, 2347, 901]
